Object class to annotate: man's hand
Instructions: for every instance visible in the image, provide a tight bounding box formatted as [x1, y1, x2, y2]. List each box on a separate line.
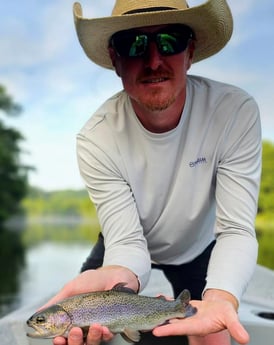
[152, 289, 249, 345]
[39, 265, 139, 345]
[41, 265, 139, 309]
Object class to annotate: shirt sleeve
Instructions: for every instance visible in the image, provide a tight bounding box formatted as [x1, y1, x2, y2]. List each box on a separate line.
[77, 131, 151, 291]
[204, 95, 262, 301]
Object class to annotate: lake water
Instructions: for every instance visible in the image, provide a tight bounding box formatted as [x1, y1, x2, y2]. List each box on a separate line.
[0, 240, 92, 318]
[16, 243, 92, 307]
[0, 222, 173, 319]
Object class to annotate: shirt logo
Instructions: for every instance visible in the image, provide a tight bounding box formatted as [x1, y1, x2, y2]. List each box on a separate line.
[189, 157, 207, 168]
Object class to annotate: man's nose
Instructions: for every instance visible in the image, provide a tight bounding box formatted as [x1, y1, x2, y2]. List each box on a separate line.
[144, 42, 163, 70]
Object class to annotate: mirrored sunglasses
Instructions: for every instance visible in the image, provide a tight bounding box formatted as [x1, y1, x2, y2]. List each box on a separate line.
[110, 25, 194, 58]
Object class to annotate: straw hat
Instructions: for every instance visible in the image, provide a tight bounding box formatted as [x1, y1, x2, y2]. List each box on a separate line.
[73, 0, 233, 69]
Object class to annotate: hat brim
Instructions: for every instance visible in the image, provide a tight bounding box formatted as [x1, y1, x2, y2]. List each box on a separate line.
[73, 0, 233, 69]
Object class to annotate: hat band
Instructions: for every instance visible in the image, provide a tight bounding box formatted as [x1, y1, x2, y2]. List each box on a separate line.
[124, 7, 176, 15]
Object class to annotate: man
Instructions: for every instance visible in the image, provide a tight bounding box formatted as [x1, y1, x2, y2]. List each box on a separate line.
[44, 1, 261, 344]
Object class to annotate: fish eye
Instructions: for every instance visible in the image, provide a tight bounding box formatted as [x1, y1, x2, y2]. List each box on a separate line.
[36, 315, 46, 323]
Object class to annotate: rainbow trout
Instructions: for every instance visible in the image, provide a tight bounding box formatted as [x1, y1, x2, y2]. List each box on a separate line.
[26, 283, 197, 343]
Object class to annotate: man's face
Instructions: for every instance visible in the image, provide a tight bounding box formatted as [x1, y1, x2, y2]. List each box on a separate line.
[109, 24, 195, 114]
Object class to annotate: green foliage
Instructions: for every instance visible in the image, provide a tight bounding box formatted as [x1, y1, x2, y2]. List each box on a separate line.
[0, 85, 22, 116]
[258, 141, 274, 214]
[21, 222, 101, 248]
[22, 187, 98, 218]
[254, 141, 274, 268]
[0, 86, 30, 224]
[256, 215, 274, 269]
[257, 231, 274, 269]
[21, 188, 101, 248]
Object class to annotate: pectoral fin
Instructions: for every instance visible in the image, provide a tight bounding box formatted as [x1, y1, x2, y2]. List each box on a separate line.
[81, 326, 89, 339]
[121, 328, 141, 343]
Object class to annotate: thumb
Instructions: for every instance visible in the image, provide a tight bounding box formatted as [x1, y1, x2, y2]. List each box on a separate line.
[38, 285, 73, 311]
[227, 316, 250, 344]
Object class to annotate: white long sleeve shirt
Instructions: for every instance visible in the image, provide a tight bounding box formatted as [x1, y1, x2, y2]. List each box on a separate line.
[77, 75, 261, 300]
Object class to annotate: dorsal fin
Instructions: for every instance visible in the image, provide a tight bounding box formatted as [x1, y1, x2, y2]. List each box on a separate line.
[156, 295, 167, 300]
[111, 282, 136, 294]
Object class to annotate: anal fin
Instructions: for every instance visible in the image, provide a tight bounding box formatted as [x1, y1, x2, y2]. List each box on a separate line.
[121, 328, 141, 343]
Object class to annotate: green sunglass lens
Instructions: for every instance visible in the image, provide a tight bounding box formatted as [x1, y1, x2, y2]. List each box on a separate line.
[128, 35, 147, 57]
[157, 32, 189, 55]
[111, 32, 147, 57]
[157, 33, 177, 54]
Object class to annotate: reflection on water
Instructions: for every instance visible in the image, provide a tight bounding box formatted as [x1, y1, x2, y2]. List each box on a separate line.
[18, 242, 92, 306]
[0, 220, 95, 318]
[0, 227, 25, 317]
[0, 239, 91, 318]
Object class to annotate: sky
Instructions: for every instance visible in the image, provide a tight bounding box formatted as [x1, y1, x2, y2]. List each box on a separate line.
[0, 0, 273, 191]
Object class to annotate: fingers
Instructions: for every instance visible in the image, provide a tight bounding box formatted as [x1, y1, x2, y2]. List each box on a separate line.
[68, 328, 84, 345]
[53, 328, 84, 345]
[53, 336, 68, 345]
[220, 303, 249, 344]
[152, 317, 197, 337]
[153, 300, 250, 345]
[226, 319, 249, 345]
[52, 328, 84, 345]
[86, 325, 102, 345]
[53, 325, 114, 345]
[86, 324, 113, 345]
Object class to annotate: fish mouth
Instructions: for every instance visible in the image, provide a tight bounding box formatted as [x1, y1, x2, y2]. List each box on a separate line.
[26, 322, 52, 339]
[26, 331, 44, 338]
[26, 329, 54, 339]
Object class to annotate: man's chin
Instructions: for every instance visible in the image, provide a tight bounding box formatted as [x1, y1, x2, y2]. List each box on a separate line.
[139, 98, 175, 112]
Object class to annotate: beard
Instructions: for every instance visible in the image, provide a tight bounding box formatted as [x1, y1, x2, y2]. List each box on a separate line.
[135, 68, 176, 112]
[136, 88, 176, 112]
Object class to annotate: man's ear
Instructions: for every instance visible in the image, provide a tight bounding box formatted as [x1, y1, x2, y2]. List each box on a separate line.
[108, 47, 121, 76]
[187, 40, 195, 70]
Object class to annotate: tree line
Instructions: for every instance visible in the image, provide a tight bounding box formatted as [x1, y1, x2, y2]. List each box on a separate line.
[22, 188, 97, 219]
[0, 86, 30, 225]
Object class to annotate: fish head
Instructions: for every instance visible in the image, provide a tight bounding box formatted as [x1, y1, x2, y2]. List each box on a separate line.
[26, 304, 72, 338]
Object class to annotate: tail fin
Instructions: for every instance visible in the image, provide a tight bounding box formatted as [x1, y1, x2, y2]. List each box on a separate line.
[177, 289, 191, 306]
[176, 289, 197, 317]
